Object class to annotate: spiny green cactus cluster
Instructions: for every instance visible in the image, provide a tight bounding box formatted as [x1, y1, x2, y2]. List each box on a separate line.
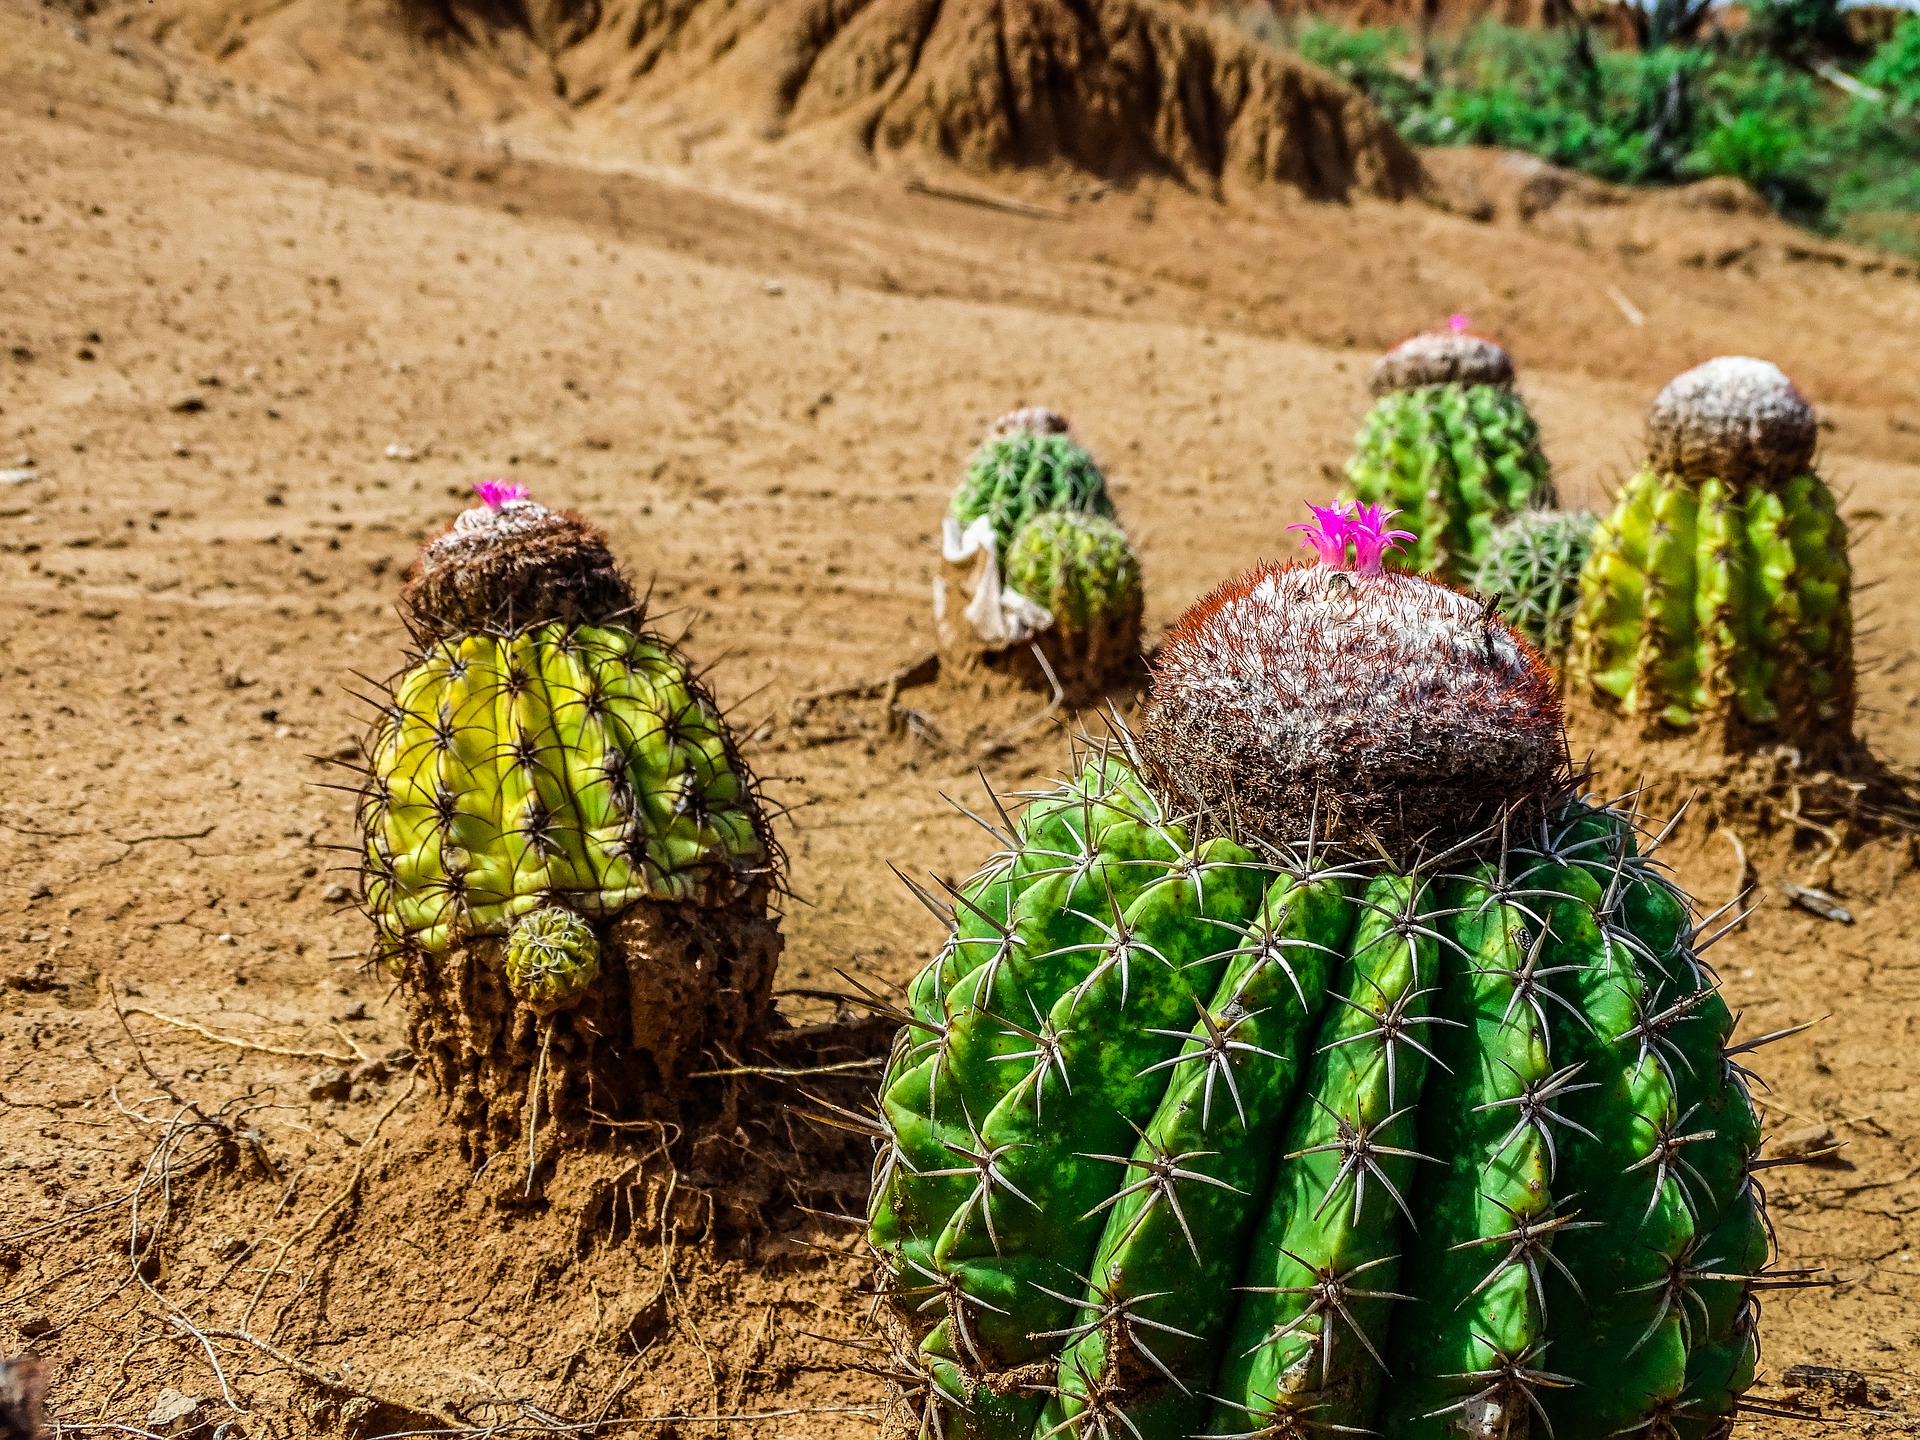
[1345, 328, 1555, 581]
[1569, 357, 1853, 740]
[950, 410, 1117, 563]
[941, 409, 1143, 692]
[1003, 512, 1140, 634]
[865, 512, 1782, 1440]
[1471, 510, 1598, 665]
[361, 485, 770, 1008]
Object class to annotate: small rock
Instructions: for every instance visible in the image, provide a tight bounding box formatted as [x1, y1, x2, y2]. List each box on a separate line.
[216, 933, 237, 946]
[322, 883, 353, 904]
[209, 1235, 248, 1261]
[306, 1068, 352, 1103]
[1772, 1122, 1842, 1160]
[148, 1387, 204, 1435]
[1782, 1364, 1868, 1407]
[334, 1001, 368, 1022]
[170, 394, 207, 414]
[26, 882, 49, 900]
[384, 443, 420, 462]
[0, 466, 38, 486]
[349, 1058, 390, 1085]
[348, 1083, 373, 1104]
[17, 1310, 55, 1337]
[761, 278, 784, 295]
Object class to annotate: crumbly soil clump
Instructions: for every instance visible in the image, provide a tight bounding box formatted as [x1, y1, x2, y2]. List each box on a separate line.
[399, 890, 784, 1165]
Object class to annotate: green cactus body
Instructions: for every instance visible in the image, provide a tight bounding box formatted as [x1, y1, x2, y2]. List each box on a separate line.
[870, 763, 1772, 1440]
[1569, 357, 1853, 743]
[951, 430, 1115, 562]
[1570, 464, 1851, 736]
[1003, 512, 1143, 638]
[503, 906, 601, 1012]
[361, 622, 766, 958]
[1345, 384, 1554, 581]
[1471, 511, 1597, 665]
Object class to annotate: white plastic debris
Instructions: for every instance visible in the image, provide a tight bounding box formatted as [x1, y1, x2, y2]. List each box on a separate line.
[939, 513, 1052, 649]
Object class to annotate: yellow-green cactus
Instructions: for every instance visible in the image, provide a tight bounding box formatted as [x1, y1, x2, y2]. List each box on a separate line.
[362, 620, 765, 961]
[503, 906, 601, 1013]
[1568, 357, 1853, 740]
[357, 483, 781, 1151]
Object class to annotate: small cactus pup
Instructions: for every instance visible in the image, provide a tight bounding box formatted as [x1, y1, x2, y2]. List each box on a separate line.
[1344, 315, 1556, 581]
[360, 481, 782, 1162]
[864, 502, 1788, 1440]
[935, 408, 1142, 694]
[1471, 509, 1599, 667]
[1569, 357, 1853, 749]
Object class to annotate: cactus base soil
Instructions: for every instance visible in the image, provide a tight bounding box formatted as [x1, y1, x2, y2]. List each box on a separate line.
[398, 892, 784, 1165]
[1564, 692, 1916, 842]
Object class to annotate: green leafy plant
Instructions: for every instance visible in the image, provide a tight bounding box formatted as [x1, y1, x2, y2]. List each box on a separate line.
[1261, 13, 1920, 257]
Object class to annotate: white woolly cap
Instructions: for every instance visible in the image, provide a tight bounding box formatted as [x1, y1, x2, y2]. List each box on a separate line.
[1370, 332, 1514, 397]
[439, 497, 553, 549]
[1142, 563, 1564, 852]
[1647, 356, 1816, 484]
[990, 406, 1071, 438]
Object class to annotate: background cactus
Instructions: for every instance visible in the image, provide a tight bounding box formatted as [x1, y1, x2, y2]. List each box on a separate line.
[1000, 510, 1144, 695]
[1568, 357, 1853, 746]
[949, 408, 1116, 563]
[864, 506, 1784, 1440]
[1471, 509, 1598, 665]
[938, 410, 1142, 694]
[359, 483, 782, 1158]
[1344, 322, 1556, 581]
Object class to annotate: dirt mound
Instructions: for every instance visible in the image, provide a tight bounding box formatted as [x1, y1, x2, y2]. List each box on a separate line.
[81, 0, 1429, 200]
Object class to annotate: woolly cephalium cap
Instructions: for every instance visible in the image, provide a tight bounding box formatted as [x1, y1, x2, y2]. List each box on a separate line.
[1369, 330, 1515, 397]
[399, 483, 635, 640]
[1646, 356, 1817, 485]
[1142, 513, 1564, 854]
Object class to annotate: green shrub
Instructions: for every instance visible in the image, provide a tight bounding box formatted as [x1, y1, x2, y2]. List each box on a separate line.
[1266, 14, 1920, 258]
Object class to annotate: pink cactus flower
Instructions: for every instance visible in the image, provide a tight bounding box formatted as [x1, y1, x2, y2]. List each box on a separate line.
[1344, 502, 1416, 574]
[1287, 501, 1356, 568]
[473, 479, 529, 510]
[1449, 313, 1472, 334]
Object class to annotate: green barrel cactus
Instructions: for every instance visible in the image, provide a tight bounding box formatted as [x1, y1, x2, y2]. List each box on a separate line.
[358, 482, 782, 1156]
[1471, 510, 1598, 666]
[938, 409, 1142, 693]
[1568, 357, 1854, 745]
[1001, 511, 1145, 694]
[1344, 323, 1556, 581]
[864, 504, 1791, 1440]
[950, 408, 1117, 562]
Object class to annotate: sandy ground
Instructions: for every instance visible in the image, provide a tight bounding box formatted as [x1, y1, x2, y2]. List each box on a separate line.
[7, 4, 1920, 1437]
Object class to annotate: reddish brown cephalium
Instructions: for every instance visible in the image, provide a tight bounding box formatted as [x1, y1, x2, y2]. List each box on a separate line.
[399, 493, 636, 641]
[1368, 328, 1515, 397]
[1140, 560, 1566, 856]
